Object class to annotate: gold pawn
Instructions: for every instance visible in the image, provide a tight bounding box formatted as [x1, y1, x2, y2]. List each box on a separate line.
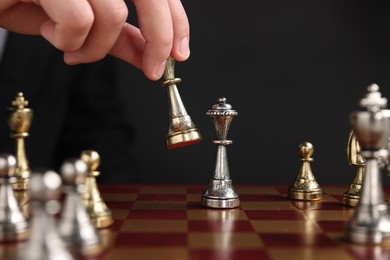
[7, 92, 32, 191]
[288, 142, 323, 201]
[343, 130, 365, 207]
[162, 57, 202, 149]
[81, 150, 113, 229]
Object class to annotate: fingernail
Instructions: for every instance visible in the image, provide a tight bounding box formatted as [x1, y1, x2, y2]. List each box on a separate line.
[179, 36, 190, 58]
[154, 61, 166, 79]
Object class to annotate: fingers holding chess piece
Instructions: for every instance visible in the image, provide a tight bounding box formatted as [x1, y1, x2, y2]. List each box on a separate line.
[288, 142, 323, 201]
[162, 57, 202, 149]
[343, 130, 365, 207]
[80, 150, 113, 229]
[58, 158, 101, 256]
[0, 154, 28, 241]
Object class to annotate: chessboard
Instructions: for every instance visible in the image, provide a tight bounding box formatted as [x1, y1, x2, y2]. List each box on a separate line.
[3, 184, 390, 260]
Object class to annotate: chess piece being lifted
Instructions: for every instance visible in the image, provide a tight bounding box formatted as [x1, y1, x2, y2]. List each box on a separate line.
[58, 158, 101, 256]
[81, 150, 113, 229]
[345, 83, 390, 244]
[162, 57, 202, 149]
[17, 169, 73, 260]
[288, 142, 323, 201]
[7, 92, 32, 190]
[343, 130, 365, 207]
[202, 97, 239, 208]
[0, 154, 28, 241]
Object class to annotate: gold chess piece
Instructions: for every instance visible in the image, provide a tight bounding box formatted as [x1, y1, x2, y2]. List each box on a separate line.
[7, 92, 32, 190]
[81, 150, 113, 229]
[343, 130, 365, 207]
[288, 142, 323, 201]
[162, 56, 202, 149]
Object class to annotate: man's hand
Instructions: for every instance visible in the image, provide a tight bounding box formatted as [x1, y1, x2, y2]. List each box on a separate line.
[0, 0, 190, 80]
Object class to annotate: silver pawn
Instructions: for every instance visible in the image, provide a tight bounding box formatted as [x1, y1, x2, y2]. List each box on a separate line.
[0, 153, 28, 241]
[202, 97, 240, 208]
[17, 170, 73, 260]
[58, 158, 101, 256]
[345, 84, 390, 244]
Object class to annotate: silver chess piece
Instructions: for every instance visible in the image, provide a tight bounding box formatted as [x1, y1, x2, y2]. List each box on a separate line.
[17, 169, 73, 260]
[345, 83, 390, 244]
[0, 154, 28, 241]
[202, 97, 239, 208]
[58, 158, 101, 256]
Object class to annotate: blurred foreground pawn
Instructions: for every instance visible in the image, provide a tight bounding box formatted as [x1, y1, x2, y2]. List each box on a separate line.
[202, 98, 239, 208]
[58, 158, 101, 256]
[343, 130, 365, 207]
[162, 57, 202, 149]
[288, 142, 323, 201]
[345, 84, 390, 244]
[17, 170, 73, 260]
[0, 154, 28, 241]
[7, 92, 32, 190]
[81, 150, 113, 229]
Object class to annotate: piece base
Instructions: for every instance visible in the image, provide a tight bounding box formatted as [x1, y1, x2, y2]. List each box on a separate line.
[343, 193, 360, 207]
[288, 188, 322, 201]
[93, 215, 114, 229]
[202, 197, 240, 209]
[167, 129, 202, 149]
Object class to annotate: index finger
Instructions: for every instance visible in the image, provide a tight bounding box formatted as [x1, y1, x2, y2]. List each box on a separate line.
[132, 0, 173, 80]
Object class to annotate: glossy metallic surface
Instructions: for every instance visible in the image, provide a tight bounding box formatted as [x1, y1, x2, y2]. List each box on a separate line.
[345, 84, 390, 244]
[0, 154, 28, 241]
[162, 57, 202, 149]
[343, 130, 365, 207]
[202, 98, 239, 208]
[7, 92, 32, 190]
[288, 142, 323, 201]
[58, 158, 101, 256]
[17, 170, 73, 260]
[81, 150, 113, 229]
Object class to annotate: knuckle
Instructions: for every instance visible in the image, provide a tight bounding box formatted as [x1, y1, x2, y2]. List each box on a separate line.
[108, 4, 128, 26]
[66, 11, 94, 34]
[154, 33, 173, 50]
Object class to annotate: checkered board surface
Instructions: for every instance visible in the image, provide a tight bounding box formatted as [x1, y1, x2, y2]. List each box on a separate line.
[3, 184, 390, 260]
[94, 184, 390, 260]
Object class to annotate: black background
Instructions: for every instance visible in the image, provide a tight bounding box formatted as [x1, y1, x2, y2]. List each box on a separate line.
[116, 0, 390, 185]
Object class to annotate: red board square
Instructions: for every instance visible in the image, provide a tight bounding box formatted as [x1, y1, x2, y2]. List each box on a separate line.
[187, 201, 203, 209]
[187, 186, 206, 193]
[317, 221, 346, 233]
[315, 201, 347, 210]
[239, 194, 286, 201]
[188, 220, 254, 232]
[260, 233, 336, 247]
[99, 185, 140, 193]
[245, 210, 306, 220]
[127, 210, 187, 220]
[189, 249, 271, 260]
[105, 201, 134, 209]
[137, 194, 187, 201]
[115, 233, 187, 247]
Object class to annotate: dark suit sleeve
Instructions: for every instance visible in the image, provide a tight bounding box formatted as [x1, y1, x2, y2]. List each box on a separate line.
[0, 32, 141, 183]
